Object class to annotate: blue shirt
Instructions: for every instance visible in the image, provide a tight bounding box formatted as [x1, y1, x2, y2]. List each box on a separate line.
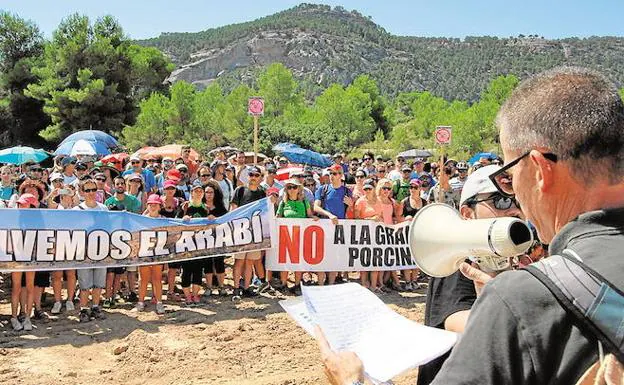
[122, 168, 156, 192]
[0, 184, 15, 201]
[314, 184, 351, 219]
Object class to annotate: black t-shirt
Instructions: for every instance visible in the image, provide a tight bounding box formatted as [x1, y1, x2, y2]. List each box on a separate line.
[207, 205, 227, 218]
[401, 197, 427, 218]
[231, 186, 265, 207]
[344, 174, 356, 185]
[417, 271, 476, 385]
[177, 202, 209, 218]
[431, 208, 624, 385]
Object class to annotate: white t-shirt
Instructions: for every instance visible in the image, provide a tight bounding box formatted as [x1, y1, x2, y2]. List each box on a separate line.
[76, 201, 108, 211]
[217, 178, 233, 209]
[63, 173, 77, 185]
[387, 169, 402, 181]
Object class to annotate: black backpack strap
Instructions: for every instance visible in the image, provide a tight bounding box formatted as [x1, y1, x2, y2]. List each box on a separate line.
[524, 251, 624, 362]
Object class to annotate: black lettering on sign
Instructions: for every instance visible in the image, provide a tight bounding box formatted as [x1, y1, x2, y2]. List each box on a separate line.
[360, 247, 371, 267]
[384, 247, 395, 266]
[334, 225, 345, 245]
[385, 227, 395, 245]
[359, 225, 371, 245]
[372, 247, 383, 266]
[348, 248, 358, 267]
[375, 226, 385, 245]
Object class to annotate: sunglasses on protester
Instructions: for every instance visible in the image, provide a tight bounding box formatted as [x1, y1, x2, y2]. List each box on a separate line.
[466, 193, 520, 210]
[381, 186, 392, 191]
[200, 174, 211, 178]
[489, 150, 558, 197]
[95, 177, 106, 182]
[409, 186, 420, 190]
[131, 161, 141, 165]
[330, 172, 343, 176]
[249, 173, 261, 177]
[83, 188, 97, 193]
[286, 185, 299, 190]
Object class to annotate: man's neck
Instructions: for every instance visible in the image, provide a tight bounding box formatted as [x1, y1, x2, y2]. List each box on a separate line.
[1, 180, 11, 187]
[115, 192, 126, 200]
[556, 182, 624, 234]
[248, 184, 259, 191]
[331, 181, 342, 188]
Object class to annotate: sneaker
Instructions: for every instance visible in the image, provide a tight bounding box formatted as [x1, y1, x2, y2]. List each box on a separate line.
[33, 308, 48, 320]
[218, 287, 228, 296]
[202, 289, 213, 299]
[91, 306, 106, 320]
[79, 309, 91, 323]
[288, 286, 302, 296]
[18, 314, 25, 323]
[134, 302, 145, 312]
[183, 295, 193, 307]
[232, 288, 242, 301]
[102, 298, 112, 309]
[251, 276, 262, 287]
[128, 292, 139, 303]
[411, 281, 423, 290]
[51, 301, 63, 314]
[243, 287, 258, 297]
[65, 300, 75, 312]
[22, 317, 33, 331]
[192, 295, 201, 304]
[10, 317, 23, 331]
[257, 281, 270, 294]
[155, 302, 165, 315]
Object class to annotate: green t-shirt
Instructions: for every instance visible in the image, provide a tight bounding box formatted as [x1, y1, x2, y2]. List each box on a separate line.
[393, 179, 411, 202]
[104, 194, 142, 214]
[277, 199, 310, 219]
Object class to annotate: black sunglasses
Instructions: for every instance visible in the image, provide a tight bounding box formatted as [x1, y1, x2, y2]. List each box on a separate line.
[249, 173, 261, 177]
[83, 188, 97, 193]
[286, 185, 299, 190]
[467, 193, 520, 210]
[200, 174, 211, 178]
[381, 186, 392, 191]
[489, 150, 558, 197]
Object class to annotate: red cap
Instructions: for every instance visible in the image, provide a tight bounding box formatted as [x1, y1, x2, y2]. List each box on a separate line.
[146, 194, 163, 205]
[17, 193, 39, 207]
[163, 179, 177, 189]
[329, 164, 343, 172]
[166, 169, 182, 181]
[266, 187, 280, 196]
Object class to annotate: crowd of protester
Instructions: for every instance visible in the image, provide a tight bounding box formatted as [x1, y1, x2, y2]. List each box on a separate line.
[0, 146, 544, 332]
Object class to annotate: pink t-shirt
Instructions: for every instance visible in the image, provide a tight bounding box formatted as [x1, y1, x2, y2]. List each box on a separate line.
[376, 201, 395, 225]
[355, 197, 380, 219]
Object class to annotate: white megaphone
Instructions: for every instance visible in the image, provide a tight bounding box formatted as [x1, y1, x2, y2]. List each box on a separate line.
[409, 203, 533, 277]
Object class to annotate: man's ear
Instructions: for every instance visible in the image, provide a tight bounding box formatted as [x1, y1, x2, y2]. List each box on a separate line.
[460, 205, 476, 219]
[529, 150, 555, 194]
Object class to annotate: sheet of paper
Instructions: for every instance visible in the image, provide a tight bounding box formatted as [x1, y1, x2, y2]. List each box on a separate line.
[299, 283, 457, 383]
[279, 297, 316, 336]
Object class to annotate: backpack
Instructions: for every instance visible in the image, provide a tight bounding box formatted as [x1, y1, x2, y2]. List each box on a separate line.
[318, 184, 353, 219]
[524, 250, 624, 368]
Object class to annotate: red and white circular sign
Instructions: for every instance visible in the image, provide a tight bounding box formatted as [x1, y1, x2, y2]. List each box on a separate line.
[435, 126, 452, 145]
[248, 97, 264, 116]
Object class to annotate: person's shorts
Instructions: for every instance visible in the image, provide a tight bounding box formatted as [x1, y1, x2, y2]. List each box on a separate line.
[233, 251, 262, 260]
[126, 266, 137, 272]
[77, 268, 107, 289]
[168, 262, 182, 269]
[107, 267, 126, 275]
[34, 271, 50, 288]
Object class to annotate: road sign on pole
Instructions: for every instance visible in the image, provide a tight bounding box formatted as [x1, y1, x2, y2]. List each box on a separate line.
[248, 97, 264, 116]
[248, 97, 264, 164]
[435, 126, 452, 145]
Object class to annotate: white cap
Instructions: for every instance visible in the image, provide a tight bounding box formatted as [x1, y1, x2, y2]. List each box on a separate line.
[129, 155, 141, 162]
[459, 165, 502, 206]
[49, 172, 64, 181]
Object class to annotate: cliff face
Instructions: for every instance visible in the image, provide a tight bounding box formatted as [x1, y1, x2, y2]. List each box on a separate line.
[138, 3, 624, 100]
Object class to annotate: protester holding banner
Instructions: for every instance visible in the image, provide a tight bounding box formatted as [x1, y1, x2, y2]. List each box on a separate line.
[376, 178, 402, 291]
[50, 187, 78, 315]
[230, 165, 267, 300]
[178, 181, 210, 305]
[354, 179, 380, 290]
[135, 194, 166, 314]
[9, 194, 39, 331]
[0, 165, 16, 203]
[201, 180, 229, 297]
[276, 178, 319, 294]
[211, 160, 233, 210]
[74, 179, 109, 322]
[351, 169, 367, 202]
[313, 164, 354, 285]
[125, 173, 147, 212]
[399, 178, 427, 291]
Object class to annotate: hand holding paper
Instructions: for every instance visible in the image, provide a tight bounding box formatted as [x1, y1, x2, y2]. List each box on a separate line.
[280, 283, 457, 383]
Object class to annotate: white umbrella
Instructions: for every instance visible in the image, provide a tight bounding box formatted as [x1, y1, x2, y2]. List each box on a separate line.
[69, 139, 98, 156]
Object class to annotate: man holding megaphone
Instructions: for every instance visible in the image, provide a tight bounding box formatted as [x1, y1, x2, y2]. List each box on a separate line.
[316, 67, 624, 385]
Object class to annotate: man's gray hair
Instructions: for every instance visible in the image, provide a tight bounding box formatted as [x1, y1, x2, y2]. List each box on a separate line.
[497, 67, 624, 183]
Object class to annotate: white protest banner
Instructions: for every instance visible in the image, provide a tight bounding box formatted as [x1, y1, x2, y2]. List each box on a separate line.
[0, 199, 273, 272]
[266, 218, 417, 272]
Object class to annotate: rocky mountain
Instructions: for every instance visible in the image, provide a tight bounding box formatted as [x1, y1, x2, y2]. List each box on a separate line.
[137, 3, 624, 101]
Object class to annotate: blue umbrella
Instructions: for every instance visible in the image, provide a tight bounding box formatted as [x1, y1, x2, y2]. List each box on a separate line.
[54, 139, 111, 156]
[468, 152, 497, 165]
[273, 143, 333, 168]
[0, 146, 50, 165]
[58, 130, 119, 148]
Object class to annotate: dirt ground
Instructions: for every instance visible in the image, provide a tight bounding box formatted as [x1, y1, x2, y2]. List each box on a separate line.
[0, 268, 426, 385]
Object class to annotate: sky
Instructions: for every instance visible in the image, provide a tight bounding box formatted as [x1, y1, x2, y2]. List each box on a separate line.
[2, 0, 622, 40]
